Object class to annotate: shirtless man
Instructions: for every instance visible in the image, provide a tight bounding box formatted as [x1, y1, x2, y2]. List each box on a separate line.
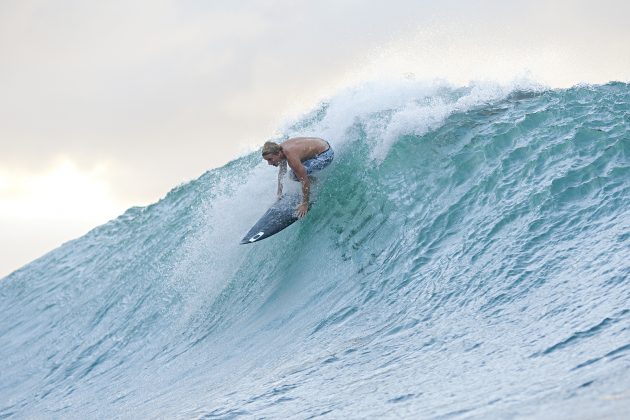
[262, 137, 334, 218]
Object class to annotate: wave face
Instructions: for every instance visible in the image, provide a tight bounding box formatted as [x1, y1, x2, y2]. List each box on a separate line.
[1, 81, 629, 419]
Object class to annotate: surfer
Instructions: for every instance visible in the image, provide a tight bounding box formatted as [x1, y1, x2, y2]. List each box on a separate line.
[262, 137, 334, 218]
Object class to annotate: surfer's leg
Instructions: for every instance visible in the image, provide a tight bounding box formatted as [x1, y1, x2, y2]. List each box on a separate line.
[289, 158, 316, 181]
[289, 169, 318, 182]
[307, 147, 334, 172]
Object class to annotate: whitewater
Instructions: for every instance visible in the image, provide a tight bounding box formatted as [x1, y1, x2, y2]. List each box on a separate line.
[1, 80, 628, 419]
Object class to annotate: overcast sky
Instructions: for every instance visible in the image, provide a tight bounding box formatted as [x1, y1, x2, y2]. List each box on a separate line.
[1, 0, 629, 278]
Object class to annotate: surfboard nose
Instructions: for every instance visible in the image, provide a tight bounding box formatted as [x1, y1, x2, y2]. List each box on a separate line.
[240, 193, 302, 244]
[241, 231, 265, 244]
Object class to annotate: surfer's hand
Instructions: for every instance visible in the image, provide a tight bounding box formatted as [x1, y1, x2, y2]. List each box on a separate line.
[296, 202, 309, 218]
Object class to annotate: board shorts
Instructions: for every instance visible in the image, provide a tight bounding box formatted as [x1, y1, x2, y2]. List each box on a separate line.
[289, 142, 334, 181]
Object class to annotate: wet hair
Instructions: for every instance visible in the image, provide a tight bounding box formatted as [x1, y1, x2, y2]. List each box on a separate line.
[262, 141, 282, 156]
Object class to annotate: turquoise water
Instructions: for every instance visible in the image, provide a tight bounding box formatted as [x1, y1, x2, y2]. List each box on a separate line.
[1, 81, 629, 418]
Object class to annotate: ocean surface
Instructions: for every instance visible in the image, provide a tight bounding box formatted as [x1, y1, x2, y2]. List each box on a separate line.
[1, 80, 629, 419]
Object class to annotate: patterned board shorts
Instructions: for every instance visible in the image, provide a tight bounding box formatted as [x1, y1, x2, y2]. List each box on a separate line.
[289, 144, 334, 181]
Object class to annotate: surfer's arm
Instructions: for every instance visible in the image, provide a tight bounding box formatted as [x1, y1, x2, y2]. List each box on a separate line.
[287, 156, 310, 217]
[277, 160, 287, 198]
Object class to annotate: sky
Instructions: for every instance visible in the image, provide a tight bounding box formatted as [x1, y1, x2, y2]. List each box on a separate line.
[1, 0, 629, 278]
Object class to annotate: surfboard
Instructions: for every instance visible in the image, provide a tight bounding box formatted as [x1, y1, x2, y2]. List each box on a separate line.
[240, 193, 304, 244]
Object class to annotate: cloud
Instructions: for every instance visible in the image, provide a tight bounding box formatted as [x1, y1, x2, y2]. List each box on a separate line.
[0, 156, 127, 278]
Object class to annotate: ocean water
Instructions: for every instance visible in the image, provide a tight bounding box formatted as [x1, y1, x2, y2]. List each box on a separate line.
[1, 80, 629, 419]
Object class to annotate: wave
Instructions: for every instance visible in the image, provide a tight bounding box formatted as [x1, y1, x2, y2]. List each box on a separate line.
[1, 80, 629, 418]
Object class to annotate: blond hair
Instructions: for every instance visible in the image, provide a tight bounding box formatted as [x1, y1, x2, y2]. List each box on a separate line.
[262, 141, 283, 156]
